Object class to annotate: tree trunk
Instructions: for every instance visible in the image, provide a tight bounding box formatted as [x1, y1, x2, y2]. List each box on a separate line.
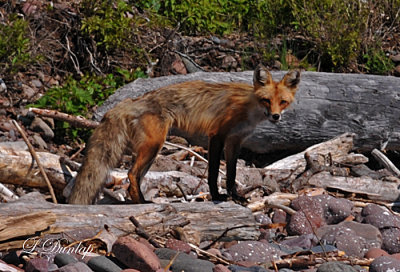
[95, 71, 400, 154]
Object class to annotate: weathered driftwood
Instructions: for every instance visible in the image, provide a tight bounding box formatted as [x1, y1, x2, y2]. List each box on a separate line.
[95, 71, 400, 154]
[0, 141, 68, 193]
[308, 172, 400, 202]
[0, 195, 258, 251]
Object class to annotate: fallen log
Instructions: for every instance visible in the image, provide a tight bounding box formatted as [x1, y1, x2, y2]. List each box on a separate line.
[0, 194, 259, 251]
[95, 71, 400, 154]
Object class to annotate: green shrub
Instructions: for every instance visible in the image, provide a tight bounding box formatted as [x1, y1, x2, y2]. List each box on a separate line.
[33, 68, 146, 141]
[0, 15, 33, 73]
[362, 47, 394, 75]
[80, 0, 143, 52]
[288, 0, 368, 71]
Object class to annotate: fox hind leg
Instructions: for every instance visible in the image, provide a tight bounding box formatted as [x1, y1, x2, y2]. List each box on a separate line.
[128, 115, 168, 204]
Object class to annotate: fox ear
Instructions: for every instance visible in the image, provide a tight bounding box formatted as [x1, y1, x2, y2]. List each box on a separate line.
[281, 70, 301, 90]
[253, 64, 272, 87]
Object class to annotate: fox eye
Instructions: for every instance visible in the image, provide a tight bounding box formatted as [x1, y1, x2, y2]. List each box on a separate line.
[262, 98, 271, 104]
[280, 100, 288, 105]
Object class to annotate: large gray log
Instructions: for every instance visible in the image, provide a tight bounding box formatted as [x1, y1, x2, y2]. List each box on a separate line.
[95, 71, 400, 154]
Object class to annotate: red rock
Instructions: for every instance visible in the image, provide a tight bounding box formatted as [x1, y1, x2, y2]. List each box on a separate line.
[213, 264, 230, 272]
[112, 236, 161, 272]
[121, 269, 141, 272]
[165, 238, 191, 254]
[391, 253, 400, 260]
[364, 247, 389, 259]
[25, 258, 48, 272]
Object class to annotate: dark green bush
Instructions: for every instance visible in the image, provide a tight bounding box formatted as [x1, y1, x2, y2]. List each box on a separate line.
[0, 15, 33, 74]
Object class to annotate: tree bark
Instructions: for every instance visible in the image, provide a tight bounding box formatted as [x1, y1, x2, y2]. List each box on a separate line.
[95, 71, 400, 154]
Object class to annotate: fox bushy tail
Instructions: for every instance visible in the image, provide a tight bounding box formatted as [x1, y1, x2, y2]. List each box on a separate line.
[68, 119, 128, 204]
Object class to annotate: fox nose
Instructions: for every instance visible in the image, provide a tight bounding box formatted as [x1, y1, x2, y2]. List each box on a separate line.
[272, 114, 280, 121]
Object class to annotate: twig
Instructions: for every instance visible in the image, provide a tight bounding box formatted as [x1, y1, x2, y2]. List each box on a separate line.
[201, 224, 256, 251]
[29, 108, 99, 129]
[172, 50, 205, 71]
[189, 243, 231, 265]
[12, 120, 58, 204]
[129, 216, 161, 248]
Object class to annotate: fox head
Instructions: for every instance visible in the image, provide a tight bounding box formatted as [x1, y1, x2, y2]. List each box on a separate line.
[253, 64, 300, 123]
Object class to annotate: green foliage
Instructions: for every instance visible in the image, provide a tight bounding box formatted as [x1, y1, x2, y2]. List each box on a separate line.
[33, 69, 146, 140]
[288, 0, 368, 71]
[0, 15, 33, 73]
[362, 47, 394, 75]
[136, 0, 292, 37]
[80, 0, 142, 52]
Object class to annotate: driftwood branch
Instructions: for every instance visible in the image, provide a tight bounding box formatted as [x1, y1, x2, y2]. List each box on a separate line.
[0, 196, 258, 251]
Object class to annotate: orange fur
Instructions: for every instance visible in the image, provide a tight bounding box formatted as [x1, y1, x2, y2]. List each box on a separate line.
[68, 65, 301, 204]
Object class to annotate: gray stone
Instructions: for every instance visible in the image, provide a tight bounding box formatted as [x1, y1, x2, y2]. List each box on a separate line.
[228, 265, 270, 272]
[30, 117, 54, 140]
[54, 253, 78, 267]
[155, 248, 214, 272]
[317, 261, 357, 272]
[58, 262, 93, 272]
[87, 256, 122, 272]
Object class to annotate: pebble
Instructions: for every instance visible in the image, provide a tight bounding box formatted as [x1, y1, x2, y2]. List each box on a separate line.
[25, 258, 48, 272]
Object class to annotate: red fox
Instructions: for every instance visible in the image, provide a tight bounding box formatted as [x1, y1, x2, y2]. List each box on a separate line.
[68, 65, 300, 204]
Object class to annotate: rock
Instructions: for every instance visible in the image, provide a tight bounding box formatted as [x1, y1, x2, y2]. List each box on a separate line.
[121, 269, 140, 272]
[112, 236, 160, 272]
[288, 196, 328, 235]
[280, 234, 318, 250]
[30, 117, 54, 140]
[390, 54, 400, 63]
[272, 209, 287, 224]
[365, 248, 389, 259]
[361, 204, 400, 229]
[22, 84, 36, 99]
[221, 55, 238, 69]
[25, 258, 49, 272]
[315, 195, 353, 224]
[394, 65, 400, 77]
[32, 133, 48, 149]
[58, 261, 93, 272]
[317, 261, 357, 272]
[369, 256, 400, 272]
[165, 238, 191, 254]
[171, 57, 187, 75]
[155, 248, 214, 272]
[213, 264, 231, 272]
[87, 256, 122, 272]
[254, 213, 272, 225]
[222, 241, 284, 263]
[317, 221, 382, 257]
[31, 79, 43, 88]
[381, 227, 400, 254]
[227, 265, 270, 272]
[54, 253, 78, 267]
